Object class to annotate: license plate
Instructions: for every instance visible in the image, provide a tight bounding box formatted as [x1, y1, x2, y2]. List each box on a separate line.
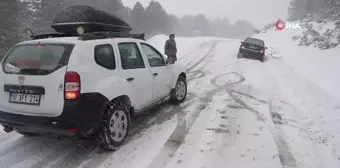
[9, 93, 41, 105]
[248, 45, 257, 49]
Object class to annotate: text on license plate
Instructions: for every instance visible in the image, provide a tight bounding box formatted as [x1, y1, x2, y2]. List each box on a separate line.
[9, 93, 41, 105]
[249, 45, 257, 49]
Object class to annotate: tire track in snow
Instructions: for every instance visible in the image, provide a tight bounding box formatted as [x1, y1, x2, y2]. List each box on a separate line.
[82, 99, 199, 168]
[28, 139, 78, 168]
[76, 94, 198, 168]
[0, 132, 20, 145]
[268, 100, 298, 168]
[178, 41, 215, 62]
[145, 41, 220, 168]
[0, 137, 53, 167]
[185, 41, 218, 73]
[263, 58, 340, 167]
[209, 72, 298, 168]
[185, 41, 219, 82]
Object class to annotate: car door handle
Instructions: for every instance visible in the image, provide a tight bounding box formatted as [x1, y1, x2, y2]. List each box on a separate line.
[126, 77, 134, 82]
[153, 73, 158, 76]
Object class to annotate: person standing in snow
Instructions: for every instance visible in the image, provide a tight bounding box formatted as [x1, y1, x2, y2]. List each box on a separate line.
[164, 34, 177, 64]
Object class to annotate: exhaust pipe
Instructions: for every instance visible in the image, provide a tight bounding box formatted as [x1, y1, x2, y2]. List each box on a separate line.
[3, 126, 14, 133]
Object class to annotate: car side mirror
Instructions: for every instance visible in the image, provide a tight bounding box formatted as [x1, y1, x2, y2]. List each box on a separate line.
[265, 47, 268, 49]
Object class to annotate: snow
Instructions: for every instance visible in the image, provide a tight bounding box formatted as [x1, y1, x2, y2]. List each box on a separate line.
[0, 22, 340, 168]
[254, 26, 340, 101]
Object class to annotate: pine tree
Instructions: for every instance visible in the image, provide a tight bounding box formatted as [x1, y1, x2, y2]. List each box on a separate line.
[230, 20, 255, 39]
[165, 14, 178, 34]
[287, 0, 308, 21]
[130, 2, 146, 32]
[174, 15, 195, 36]
[65, 0, 125, 17]
[119, 6, 132, 24]
[193, 14, 211, 36]
[33, 0, 65, 33]
[0, 0, 25, 58]
[144, 1, 168, 33]
[210, 17, 231, 37]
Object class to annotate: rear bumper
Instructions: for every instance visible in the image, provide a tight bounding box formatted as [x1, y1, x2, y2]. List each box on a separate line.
[239, 48, 264, 58]
[0, 93, 109, 137]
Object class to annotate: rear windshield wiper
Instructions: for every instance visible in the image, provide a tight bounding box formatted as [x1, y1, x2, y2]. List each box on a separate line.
[19, 68, 49, 75]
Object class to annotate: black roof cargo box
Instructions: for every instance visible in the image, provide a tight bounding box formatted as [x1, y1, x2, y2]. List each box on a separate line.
[51, 5, 132, 34]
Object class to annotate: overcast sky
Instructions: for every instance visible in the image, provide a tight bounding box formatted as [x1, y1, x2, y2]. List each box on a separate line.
[122, 0, 291, 28]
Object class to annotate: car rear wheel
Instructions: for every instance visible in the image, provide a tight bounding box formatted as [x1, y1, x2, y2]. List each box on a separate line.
[170, 76, 187, 105]
[99, 100, 131, 151]
[237, 52, 242, 58]
[259, 55, 264, 62]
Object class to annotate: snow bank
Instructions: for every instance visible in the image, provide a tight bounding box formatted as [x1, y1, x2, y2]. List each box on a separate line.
[253, 24, 340, 101]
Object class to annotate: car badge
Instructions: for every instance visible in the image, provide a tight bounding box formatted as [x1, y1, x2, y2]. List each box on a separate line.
[18, 76, 25, 85]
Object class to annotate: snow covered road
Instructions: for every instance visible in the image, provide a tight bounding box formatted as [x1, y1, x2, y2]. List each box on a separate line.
[0, 35, 339, 168]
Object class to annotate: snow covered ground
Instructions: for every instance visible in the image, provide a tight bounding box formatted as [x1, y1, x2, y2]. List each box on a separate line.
[0, 25, 340, 168]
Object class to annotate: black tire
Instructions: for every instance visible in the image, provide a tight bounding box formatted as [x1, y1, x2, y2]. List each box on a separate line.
[237, 52, 242, 58]
[259, 55, 264, 62]
[170, 76, 187, 105]
[99, 100, 131, 151]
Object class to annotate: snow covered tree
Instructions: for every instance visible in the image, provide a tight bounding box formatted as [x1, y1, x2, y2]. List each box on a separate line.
[230, 20, 256, 39]
[31, 0, 66, 33]
[288, 0, 308, 21]
[0, 0, 26, 58]
[144, 1, 168, 34]
[164, 14, 179, 34]
[173, 15, 195, 36]
[288, 0, 331, 20]
[193, 14, 211, 36]
[65, 0, 125, 18]
[130, 2, 147, 32]
[210, 17, 231, 37]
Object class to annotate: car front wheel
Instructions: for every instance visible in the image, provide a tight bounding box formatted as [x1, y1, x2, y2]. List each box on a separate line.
[99, 100, 131, 150]
[170, 76, 187, 105]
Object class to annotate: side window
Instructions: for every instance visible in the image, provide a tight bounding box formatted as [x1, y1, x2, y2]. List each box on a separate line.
[94, 44, 115, 69]
[140, 43, 166, 67]
[118, 43, 145, 69]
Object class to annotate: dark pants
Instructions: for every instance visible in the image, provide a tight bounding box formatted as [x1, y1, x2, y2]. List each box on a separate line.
[166, 54, 177, 64]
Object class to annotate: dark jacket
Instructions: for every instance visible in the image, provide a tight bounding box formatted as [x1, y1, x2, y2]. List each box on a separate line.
[164, 39, 177, 56]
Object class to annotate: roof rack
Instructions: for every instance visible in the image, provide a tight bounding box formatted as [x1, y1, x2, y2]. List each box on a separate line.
[79, 31, 145, 41]
[31, 33, 78, 40]
[29, 31, 145, 41]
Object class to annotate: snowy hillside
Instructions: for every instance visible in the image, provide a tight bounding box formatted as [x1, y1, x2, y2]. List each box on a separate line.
[253, 23, 340, 101]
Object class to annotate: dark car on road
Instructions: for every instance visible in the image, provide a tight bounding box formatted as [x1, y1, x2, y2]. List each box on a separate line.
[237, 37, 267, 62]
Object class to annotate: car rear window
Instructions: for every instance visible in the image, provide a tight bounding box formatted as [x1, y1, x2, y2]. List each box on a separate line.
[2, 43, 74, 75]
[245, 38, 264, 46]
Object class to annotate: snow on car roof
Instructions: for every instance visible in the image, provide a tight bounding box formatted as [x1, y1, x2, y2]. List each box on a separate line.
[17, 36, 143, 45]
[18, 37, 81, 45]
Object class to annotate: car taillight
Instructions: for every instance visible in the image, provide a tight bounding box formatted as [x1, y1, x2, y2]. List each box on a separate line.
[64, 71, 80, 100]
[260, 48, 264, 53]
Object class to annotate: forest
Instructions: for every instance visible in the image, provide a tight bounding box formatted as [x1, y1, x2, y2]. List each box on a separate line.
[0, 0, 259, 57]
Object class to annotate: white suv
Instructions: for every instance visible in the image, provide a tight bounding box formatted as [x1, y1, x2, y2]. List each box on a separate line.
[0, 32, 187, 150]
